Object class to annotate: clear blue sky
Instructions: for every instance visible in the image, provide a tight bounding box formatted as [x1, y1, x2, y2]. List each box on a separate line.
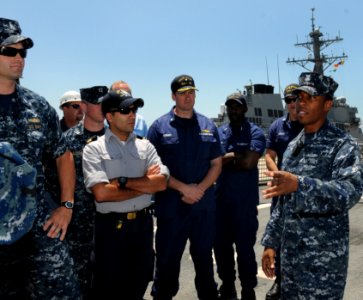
[3, 0, 363, 127]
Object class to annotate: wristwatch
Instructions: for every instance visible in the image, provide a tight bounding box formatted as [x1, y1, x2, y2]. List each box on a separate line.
[61, 201, 74, 209]
[118, 176, 128, 189]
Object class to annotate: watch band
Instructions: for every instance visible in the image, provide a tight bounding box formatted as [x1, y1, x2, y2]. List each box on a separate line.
[61, 201, 74, 209]
[118, 176, 128, 189]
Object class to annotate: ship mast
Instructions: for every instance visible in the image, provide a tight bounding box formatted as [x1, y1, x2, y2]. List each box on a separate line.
[286, 8, 348, 75]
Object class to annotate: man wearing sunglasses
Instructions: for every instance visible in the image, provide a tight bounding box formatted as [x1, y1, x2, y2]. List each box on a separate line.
[0, 18, 80, 298]
[261, 73, 363, 299]
[82, 90, 169, 299]
[264, 83, 303, 300]
[110, 80, 149, 138]
[61, 85, 108, 297]
[59, 90, 84, 132]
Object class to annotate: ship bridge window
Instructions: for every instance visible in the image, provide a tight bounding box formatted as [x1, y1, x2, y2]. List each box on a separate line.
[254, 107, 262, 117]
[247, 117, 262, 125]
[267, 109, 283, 118]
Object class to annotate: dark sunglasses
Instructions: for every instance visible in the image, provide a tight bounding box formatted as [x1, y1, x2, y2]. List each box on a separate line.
[111, 106, 138, 115]
[285, 97, 297, 104]
[65, 104, 81, 109]
[0, 47, 27, 58]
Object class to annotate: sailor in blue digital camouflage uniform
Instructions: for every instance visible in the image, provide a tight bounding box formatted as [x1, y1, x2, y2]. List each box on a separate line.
[62, 85, 108, 298]
[214, 92, 265, 300]
[264, 83, 303, 300]
[83, 90, 169, 299]
[148, 75, 223, 300]
[0, 18, 80, 299]
[261, 72, 363, 300]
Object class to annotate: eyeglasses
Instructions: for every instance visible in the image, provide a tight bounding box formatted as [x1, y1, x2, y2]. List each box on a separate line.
[65, 104, 81, 109]
[0, 47, 27, 58]
[111, 106, 138, 115]
[284, 97, 297, 104]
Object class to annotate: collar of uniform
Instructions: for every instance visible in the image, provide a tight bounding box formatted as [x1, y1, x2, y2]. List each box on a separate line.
[105, 127, 136, 144]
[169, 106, 198, 124]
[228, 119, 248, 131]
[282, 113, 288, 123]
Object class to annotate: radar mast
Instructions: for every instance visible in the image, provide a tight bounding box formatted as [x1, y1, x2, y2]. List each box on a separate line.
[286, 8, 348, 75]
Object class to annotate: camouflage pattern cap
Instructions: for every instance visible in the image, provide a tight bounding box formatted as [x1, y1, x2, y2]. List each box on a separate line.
[225, 92, 247, 106]
[80, 86, 108, 104]
[294, 72, 338, 97]
[0, 142, 37, 245]
[0, 18, 33, 48]
[171, 75, 198, 93]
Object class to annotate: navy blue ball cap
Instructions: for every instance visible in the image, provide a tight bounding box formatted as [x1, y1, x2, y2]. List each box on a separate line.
[171, 75, 198, 93]
[225, 92, 247, 106]
[0, 18, 33, 49]
[80, 86, 108, 104]
[100, 89, 144, 115]
[293, 72, 338, 97]
[284, 83, 299, 98]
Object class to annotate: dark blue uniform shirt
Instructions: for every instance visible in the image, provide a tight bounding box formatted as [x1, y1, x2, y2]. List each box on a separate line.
[216, 120, 266, 207]
[266, 114, 303, 169]
[147, 108, 223, 217]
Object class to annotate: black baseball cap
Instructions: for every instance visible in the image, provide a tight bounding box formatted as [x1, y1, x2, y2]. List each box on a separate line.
[284, 83, 299, 98]
[80, 86, 108, 104]
[171, 75, 198, 93]
[99, 90, 144, 115]
[225, 92, 247, 106]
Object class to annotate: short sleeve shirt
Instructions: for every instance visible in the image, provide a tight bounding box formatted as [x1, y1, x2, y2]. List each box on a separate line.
[216, 120, 266, 207]
[83, 128, 169, 213]
[266, 114, 303, 169]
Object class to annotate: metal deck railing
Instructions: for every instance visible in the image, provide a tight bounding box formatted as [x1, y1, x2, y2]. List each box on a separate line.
[258, 157, 269, 186]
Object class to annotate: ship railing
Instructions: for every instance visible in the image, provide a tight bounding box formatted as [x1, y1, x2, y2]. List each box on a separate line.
[258, 157, 269, 186]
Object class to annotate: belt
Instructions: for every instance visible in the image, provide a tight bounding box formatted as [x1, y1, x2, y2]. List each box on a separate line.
[96, 206, 153, 221]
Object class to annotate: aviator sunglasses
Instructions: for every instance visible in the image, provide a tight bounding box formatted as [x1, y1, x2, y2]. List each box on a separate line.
[110, 106, 138, 115]
[0, 46, 27, 58]
[284, 96, 297, 104]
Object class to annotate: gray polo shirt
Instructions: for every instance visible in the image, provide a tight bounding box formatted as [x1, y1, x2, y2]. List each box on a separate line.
[82, 128, 169, 213]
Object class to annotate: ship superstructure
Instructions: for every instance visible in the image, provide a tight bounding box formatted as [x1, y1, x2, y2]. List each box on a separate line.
[213, 83, 284, 134]
[212, 8, 363, 150]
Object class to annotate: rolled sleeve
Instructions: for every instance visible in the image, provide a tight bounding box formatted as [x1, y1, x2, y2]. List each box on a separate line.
[82, 143, 109, 192]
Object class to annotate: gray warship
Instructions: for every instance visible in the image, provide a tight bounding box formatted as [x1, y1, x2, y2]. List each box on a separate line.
[213, 8, 363, 150]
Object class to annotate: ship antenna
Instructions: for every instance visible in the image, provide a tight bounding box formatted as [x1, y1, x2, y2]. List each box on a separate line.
[265, 56, 270, 85]
[277, 55, 281, 96]
[311, 7, 315, 32]
[286, 8, 348, 75]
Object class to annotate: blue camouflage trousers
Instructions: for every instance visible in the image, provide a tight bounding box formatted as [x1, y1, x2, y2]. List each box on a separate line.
[0, 208, 81, 299]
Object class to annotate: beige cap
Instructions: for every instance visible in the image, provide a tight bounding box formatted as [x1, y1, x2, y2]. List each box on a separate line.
[59, 91, 82, 109]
